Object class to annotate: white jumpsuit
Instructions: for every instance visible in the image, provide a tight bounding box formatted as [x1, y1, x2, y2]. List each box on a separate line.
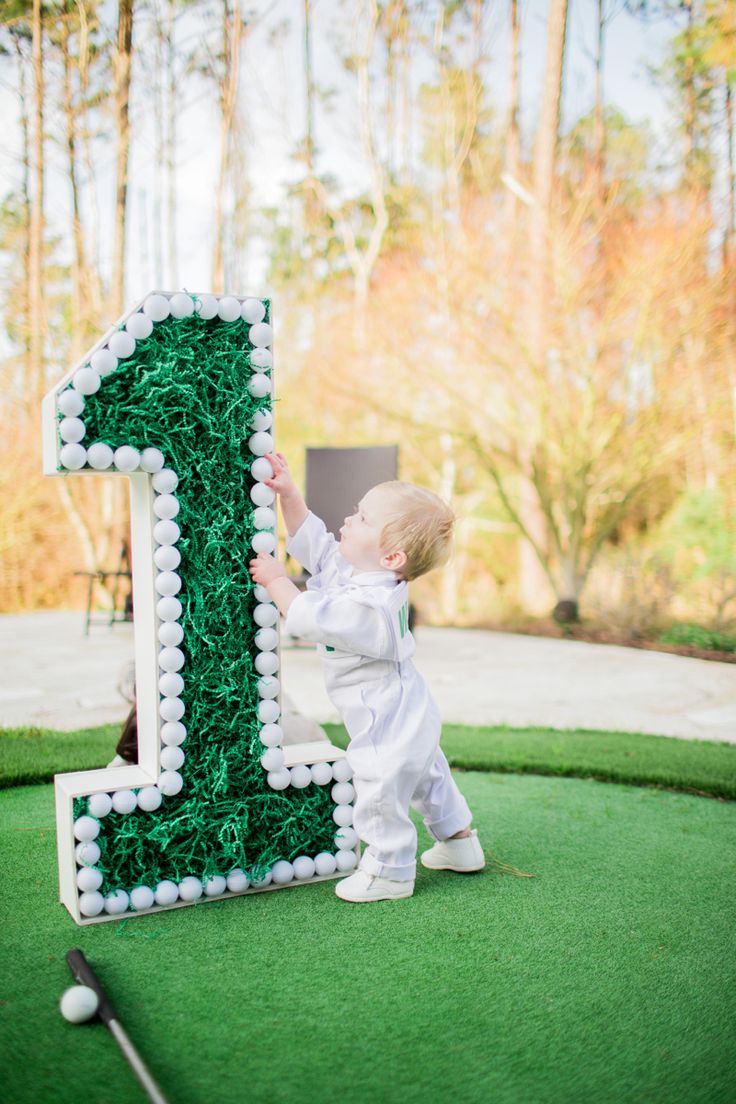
[284, 511, 472, 882]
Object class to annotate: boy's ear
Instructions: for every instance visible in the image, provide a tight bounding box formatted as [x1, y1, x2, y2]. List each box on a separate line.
[381, 549, 407, 573]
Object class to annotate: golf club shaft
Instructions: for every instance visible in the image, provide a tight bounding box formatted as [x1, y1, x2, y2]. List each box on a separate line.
[108, 1019, 169, 1104]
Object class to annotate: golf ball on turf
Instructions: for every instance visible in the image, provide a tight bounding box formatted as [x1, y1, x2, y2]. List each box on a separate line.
[60, 985, 99, 1024]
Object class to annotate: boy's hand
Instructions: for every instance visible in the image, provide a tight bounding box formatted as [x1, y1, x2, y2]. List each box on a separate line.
[262, 453, 298, 499]
[249, 551, 288, 588]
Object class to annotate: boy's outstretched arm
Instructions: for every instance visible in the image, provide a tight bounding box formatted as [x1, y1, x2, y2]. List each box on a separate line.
[249, 552, 299, 617]
[262, 452, 308, 537]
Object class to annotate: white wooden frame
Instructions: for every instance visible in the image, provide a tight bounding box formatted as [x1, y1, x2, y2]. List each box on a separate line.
[43, 292, 358, 924]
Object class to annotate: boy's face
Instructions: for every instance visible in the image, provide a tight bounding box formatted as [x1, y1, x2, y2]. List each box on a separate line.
[339, 486, 405, 575]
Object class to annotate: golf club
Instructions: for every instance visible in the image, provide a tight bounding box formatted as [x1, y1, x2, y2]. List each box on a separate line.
[65, 949, 169, 1104]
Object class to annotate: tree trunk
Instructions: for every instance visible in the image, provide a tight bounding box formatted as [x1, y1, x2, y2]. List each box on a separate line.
[503, 0, 521, 228]
[29, 0, 45, 412]
[212, 0, 242, 293]
[166, 0, 178, 287]
[112, 0, 134, 316]
[61, 17, 87, 365]
[592, 0, 605, 204]
[519, 0, 569, 616]
[13, 32, 33, 411]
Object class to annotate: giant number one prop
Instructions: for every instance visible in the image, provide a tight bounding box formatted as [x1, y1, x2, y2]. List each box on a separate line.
[42, 291, 358, 925]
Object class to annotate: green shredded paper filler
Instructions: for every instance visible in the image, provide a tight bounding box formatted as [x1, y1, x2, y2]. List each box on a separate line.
[66, 303, 337, 894]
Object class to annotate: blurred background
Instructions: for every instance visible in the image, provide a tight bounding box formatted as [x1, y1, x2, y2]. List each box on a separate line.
[0, 0, 734, 652]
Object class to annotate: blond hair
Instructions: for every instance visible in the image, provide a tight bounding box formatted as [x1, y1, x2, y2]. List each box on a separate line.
[375, 481, 455, 581]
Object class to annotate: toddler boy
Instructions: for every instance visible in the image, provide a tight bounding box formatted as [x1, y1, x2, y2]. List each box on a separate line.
[248, 452, 485, 902]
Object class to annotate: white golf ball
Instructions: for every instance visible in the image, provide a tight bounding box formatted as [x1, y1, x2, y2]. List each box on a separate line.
[75, 841, 100, 867]
[335, 850, 358, 872]
[260, 747, 284, 772]
[226, 868, 249, 893]
[250, 348, 273, 370]
[154, 493, 179, 520]
[104, 889, 130, 915]
[271, 860, 294, 885]
[158, 621, 184, 647]
[153, 519, 180, 545]
[249, 322, 273, 347]
[126, 312, 153, 339]
[258, 700, 280, 724]
[332, 758, 354, 783]
[248, 431, 274, 456]
[253, 584, 271, 603]
[155, 880, 179, 906]
[289, 764, 312, 789]
[57, 389, 85, 417]
[112, 789, 137, 814]
[257, 675, 280, 699]
[160, 745, 185, 771]
[59, 417, 85, 443]
[250, 483, 275, 507]
[140, 447, 165, 473]
[60, 443, 87, 470]
[158, 646, 184, 672]
[158, 770, 183, 796]
[72, 367, 100, 395]
[169, 292, 195, 319]
[143, 294, 170, 322]
[155, 570, 181, 596]
[159, 671, 184, 697]
[204, 875, 227, 897]
[76, 867, 103, 892]
[130, 885, 155, 911]
[60, 985, 99, 1023]
[335, 826, 359, 850]
[86, 443, 114, 470]
[178, 876, 203, 902]
[254, 627, 278, 652]
[249, 870, 272, 889]
[241, 298, 266, 323]
[114, 446, 140, 472]
[333, 804, 354, 827]
[267, 768, 291, 790]
[251, 532, 276, 555]
[258, 722, 282, 747]
[250, 409, 273, 431]
[90, 348, 117, 377]
[253, 506, 276, 530]
[160, 720, 186, 746]
[154, 545, 181, 571]
[293, 856, 316, 880]
[247, 373, 271, 399]
[158, 702, 185, 728]
[78, 891, 105, 917]
[152, 468, 178, 494]
[195, 294, 218, 319]
[310, 762, 333, 786]
[250, 456, 273, 481]
[331, 782, 355, 805]
[137, 786, 163, 812]
[314, 852, 338, 876]
[108, 330, 136, 359]
[255, 651, 279, 676]
[217, 296, 241, 322]
[253, 603, 278, 628]
[73, 815, 100, 842]
[156, 597, 182, 623]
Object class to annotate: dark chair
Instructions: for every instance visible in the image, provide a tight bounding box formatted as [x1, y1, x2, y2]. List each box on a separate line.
[74, 540, 133, 636]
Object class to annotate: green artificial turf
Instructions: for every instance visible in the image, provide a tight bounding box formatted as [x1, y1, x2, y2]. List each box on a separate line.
[1, 772, 734, 1104]
[4, 721, 736, 800]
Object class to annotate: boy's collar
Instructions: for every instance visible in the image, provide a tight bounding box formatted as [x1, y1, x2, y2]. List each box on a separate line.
[348, 568, 401, 587]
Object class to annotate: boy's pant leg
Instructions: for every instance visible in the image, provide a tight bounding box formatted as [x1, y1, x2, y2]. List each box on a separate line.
[410, 746, 472, 842]
[353, 754, 429, 882]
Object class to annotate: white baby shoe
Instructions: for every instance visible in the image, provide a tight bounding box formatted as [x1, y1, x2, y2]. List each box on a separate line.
[335, 871, 414, 902]
[420, 829, 486, 872]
